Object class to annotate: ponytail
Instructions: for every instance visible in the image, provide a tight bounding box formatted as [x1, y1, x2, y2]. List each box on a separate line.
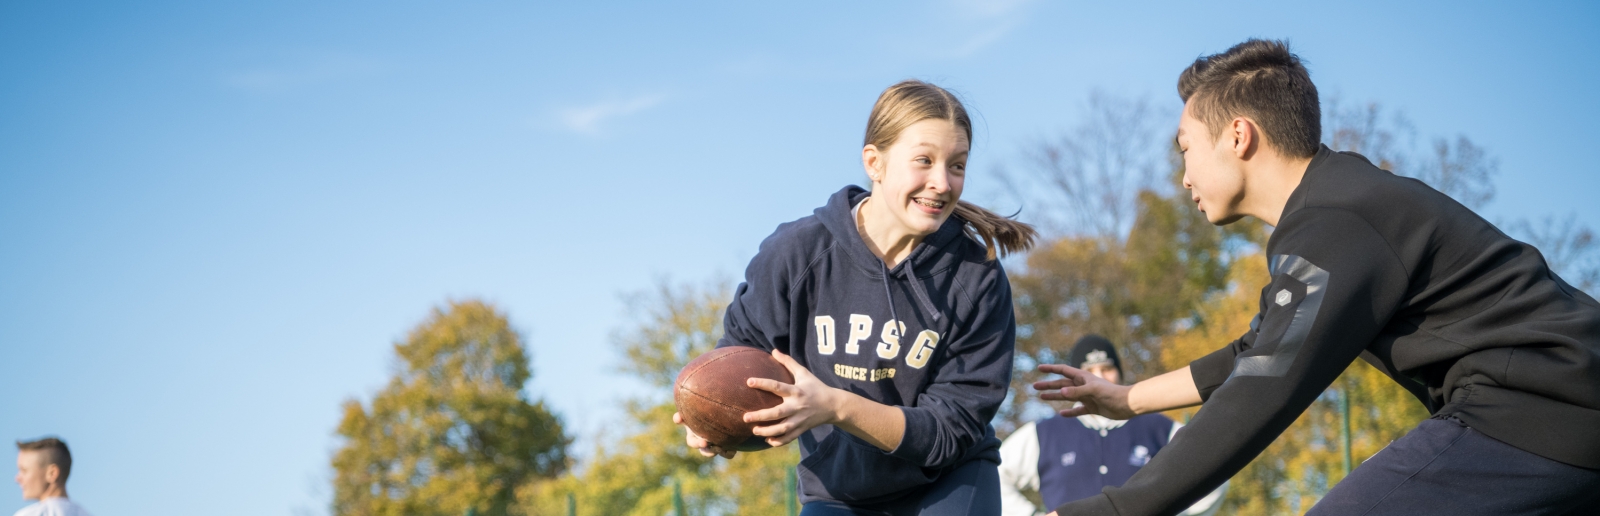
[862, 80, 1037, 260]
[954, 200, 1036, 261]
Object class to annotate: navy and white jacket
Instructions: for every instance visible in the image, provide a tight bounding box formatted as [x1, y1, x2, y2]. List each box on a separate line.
[717, 185, 1017, 505]
[998, 415, 1224, 516]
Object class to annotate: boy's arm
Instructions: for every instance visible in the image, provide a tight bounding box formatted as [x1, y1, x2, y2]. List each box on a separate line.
[1052, 209, 1410, 515]
[1035, 366, 1201, 419]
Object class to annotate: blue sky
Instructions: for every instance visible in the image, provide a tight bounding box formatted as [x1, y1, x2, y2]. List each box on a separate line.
[2, 1, 1596, 514]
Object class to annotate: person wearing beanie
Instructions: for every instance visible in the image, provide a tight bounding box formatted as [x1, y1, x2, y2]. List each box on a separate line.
[997, 336, 1224, 516]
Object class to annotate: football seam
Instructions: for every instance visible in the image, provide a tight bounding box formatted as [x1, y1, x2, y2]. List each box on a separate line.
[682, 385, 760, 413]
[681, 350, 748, 384]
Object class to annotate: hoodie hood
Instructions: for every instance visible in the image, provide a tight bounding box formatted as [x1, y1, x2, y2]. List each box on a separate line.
[816, 186, 968, 278]
[815, 185, 967, 323]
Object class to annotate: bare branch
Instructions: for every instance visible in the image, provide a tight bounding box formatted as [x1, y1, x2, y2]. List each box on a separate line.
[1507, 214, 1599, 292]
[1415, 136, 1498, 210]
[998, 91, 1169, 239]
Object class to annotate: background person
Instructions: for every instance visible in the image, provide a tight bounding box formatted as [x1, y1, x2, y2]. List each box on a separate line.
[13, 437, 91, 516]
[998, 336, 1222, 516]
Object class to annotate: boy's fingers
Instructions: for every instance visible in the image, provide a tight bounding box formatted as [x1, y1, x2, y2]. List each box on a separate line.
[1033, 378, 1076, 391]
[1039, 386, 1086, 401]
[1057, 405, 1092, 418]
[1037, 363, 1086, 378]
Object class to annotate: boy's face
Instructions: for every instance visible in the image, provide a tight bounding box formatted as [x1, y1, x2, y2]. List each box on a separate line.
[1177, 101, 1247, 225]
[14, 451, 49, 500]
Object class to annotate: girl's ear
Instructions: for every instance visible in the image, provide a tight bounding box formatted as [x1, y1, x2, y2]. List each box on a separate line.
[862, 144, 885, 183]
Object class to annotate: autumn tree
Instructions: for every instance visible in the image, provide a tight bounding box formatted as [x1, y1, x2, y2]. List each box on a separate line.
[516, 279, 799, 515]
[998, 94, 1260, 434]
[332, 300, 569, 516]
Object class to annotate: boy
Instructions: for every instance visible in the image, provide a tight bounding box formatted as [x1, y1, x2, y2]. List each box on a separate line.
[13, 437, 91, 516]
[1039, 39, 1600, 515]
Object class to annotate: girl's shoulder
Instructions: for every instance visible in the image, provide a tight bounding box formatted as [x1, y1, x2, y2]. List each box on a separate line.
[756, 213, 836, 260]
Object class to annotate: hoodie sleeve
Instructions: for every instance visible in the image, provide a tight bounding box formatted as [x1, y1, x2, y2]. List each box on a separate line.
[890, 264, 1016, 469]
[717, 230, 798, 353]
[1053, 209, 1409, 515]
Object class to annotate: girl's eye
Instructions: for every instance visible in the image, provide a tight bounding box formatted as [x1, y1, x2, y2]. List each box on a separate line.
[915, 156, 932, 165]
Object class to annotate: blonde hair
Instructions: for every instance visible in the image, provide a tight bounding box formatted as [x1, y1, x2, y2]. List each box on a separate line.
[864, 80, 1036, 260]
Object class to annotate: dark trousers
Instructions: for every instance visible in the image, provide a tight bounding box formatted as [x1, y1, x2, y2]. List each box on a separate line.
[1310, 416, 1600, 515]
[798, 459, 1000, 516]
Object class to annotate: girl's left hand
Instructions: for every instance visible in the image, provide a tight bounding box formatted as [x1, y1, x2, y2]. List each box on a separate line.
[743, 350, 841, 447]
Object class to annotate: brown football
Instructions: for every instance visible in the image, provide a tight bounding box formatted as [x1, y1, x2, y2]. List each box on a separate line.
[674, 346, 794, 451]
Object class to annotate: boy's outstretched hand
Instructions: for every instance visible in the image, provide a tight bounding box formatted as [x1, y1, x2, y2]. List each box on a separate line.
[1033, 363, 1137, 420]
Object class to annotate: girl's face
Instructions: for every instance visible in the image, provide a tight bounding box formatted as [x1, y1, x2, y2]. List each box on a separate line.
[863, 118, 969, 237]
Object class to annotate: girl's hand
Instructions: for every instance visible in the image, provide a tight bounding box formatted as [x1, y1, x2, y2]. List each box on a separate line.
[673, 411, 735, 459]
[743, 350, 842, 447]
[1033, 363, 1137, 420]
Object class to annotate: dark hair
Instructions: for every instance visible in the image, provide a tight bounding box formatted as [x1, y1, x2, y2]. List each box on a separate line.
[17, 437, 72, 483]
[1178, 39, 1320, 158]
[864, 80, 1037, 260]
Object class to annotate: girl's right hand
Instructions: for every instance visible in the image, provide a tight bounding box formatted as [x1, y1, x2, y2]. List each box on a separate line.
[673, 411, 736, 459]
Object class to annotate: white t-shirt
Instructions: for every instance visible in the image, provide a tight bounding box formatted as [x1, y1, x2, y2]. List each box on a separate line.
[12, 498, 92, 516]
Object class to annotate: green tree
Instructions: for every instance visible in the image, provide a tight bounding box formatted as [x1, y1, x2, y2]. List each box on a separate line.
[333, 299, 569, 516]
[516, 279, 799, 515]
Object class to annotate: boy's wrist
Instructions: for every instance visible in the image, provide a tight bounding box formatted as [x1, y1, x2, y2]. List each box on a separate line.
[1125, 382, 1148, 415]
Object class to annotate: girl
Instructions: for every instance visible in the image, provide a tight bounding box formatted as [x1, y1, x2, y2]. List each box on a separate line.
[674, 80, 1035, 515]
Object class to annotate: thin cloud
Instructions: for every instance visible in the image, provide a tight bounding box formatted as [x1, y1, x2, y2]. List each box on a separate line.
[224, 55, 384, 94]
[557, 94, 666, 135]
[946, 0, 1034, 19]
[952, 22, 1018, 58]
[942, 0, 1033, 58]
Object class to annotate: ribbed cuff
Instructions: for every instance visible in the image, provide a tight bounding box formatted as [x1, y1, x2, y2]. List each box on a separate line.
[1053, 492, 1119, 515]
[1189, 347, 1238, 402]
[888, 406, 932, 463]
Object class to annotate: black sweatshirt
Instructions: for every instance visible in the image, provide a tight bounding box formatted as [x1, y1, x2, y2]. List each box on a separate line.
[1057, 145, 1600, 515]
[717, 186, 1016, 505]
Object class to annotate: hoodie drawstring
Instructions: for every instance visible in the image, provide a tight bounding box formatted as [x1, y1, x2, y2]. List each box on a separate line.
[881, 261, 943, 325]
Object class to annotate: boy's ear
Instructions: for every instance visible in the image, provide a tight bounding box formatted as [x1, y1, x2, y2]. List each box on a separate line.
[44, 463, 59, 484]
[1230, 117, 1256, 159]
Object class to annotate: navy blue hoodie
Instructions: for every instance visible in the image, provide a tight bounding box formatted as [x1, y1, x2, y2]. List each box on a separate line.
[717, 185, 1017, 505]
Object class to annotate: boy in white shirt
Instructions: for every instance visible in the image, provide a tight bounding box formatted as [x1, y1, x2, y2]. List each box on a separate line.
[13, 437, 91, 516]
